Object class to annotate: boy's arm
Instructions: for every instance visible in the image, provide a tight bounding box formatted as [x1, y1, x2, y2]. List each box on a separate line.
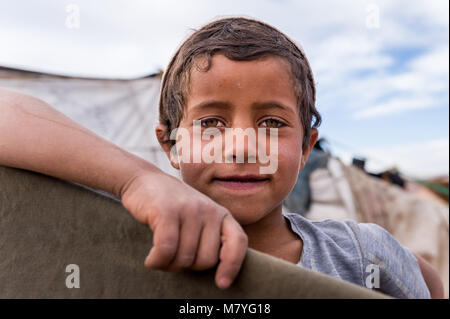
[0, 88, 247, 289]
[0, 88, 156, 197]
[413, 253, 444, 299]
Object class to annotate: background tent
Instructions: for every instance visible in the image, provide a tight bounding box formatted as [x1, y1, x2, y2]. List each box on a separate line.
[0, 66, 178, 177]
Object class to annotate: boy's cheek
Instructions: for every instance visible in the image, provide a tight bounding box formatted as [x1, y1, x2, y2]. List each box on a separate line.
[275, 148, 302, 188]
[179, 162, 208, 184]
[277, 140, 303, 169]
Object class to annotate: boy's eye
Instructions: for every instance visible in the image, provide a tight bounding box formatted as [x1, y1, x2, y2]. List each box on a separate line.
[261, 118, 284, 128]
[200, 118, 225, 128]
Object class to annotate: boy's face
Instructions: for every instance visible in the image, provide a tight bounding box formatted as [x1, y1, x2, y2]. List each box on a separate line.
[158, 54, 317, 225]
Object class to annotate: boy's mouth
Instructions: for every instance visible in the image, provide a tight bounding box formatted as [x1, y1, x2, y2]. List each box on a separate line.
[212, 174, 270, 191]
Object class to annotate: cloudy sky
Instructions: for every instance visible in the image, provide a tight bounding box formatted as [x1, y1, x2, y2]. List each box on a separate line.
[0, 0, 448, 178]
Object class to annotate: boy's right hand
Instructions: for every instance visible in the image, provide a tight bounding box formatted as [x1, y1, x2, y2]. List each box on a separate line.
[120, 171, 248, 290]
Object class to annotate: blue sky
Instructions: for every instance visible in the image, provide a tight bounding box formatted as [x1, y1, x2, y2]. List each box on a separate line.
[0, 0, 448, 178]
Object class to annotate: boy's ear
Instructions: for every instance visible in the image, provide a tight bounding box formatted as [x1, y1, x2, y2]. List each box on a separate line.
[299, 128, 319, 171]
[155, 124, 180, 170]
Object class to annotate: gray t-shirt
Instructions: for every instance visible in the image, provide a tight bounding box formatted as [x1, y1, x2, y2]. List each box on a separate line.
[283, 212, 430, 298]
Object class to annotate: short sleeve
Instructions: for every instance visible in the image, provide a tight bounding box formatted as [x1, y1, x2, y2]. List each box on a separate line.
[346, 221, 430, 299]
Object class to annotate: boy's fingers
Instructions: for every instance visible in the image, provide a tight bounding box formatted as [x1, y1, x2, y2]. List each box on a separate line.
[145, 215, 180, 269]
[215, 214, 248, 289]
[191, 216, 221, 271]
[167, 216, 203, 271]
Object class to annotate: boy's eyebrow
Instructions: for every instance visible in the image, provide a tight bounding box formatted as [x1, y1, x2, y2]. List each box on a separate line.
[191, 100, 232, 111]
[251, 101, 296, 114]
[190, 100, 296, 114]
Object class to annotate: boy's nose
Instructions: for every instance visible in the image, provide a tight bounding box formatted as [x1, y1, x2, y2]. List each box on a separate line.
[223, 126, 258, 164]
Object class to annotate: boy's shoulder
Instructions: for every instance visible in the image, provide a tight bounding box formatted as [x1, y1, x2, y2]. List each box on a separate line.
[284, 212, 430, 298]
[284, 212, 366, 257]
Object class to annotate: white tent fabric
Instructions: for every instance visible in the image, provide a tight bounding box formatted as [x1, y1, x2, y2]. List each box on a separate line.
[0, 67, 178, 177]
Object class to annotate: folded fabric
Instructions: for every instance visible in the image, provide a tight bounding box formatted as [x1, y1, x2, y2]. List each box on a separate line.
[0, 166, 387, 299]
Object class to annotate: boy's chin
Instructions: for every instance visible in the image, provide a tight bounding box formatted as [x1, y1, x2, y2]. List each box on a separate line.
[220, 202, 279, 226]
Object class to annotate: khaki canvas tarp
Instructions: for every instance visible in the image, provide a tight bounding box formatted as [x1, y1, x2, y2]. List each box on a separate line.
[0, 166, 387, 298]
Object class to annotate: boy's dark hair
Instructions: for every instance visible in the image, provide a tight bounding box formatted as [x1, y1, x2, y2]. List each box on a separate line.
[159, 17, 321, 151]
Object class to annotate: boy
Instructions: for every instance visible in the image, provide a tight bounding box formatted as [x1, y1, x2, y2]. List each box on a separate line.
[0, 17, 443, 298]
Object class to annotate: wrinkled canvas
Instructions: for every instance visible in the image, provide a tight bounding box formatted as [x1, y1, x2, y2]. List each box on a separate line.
[0, 166, 387, 299]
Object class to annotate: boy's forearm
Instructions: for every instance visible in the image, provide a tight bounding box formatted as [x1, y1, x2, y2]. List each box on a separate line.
[0, 88, 162, 198]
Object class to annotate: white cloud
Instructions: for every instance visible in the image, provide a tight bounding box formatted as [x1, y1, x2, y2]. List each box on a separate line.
[310, 34, 393, 81]
[350, 45, 449, 119]
[410, 46, 450, 77]
[333, 138, 449, 179]
[0, 27, 156, 78]
[358, 138, 450, 179]
[353, 96, 438, 119]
